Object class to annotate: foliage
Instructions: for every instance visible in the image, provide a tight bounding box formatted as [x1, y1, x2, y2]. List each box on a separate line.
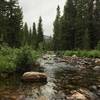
[0, 45, 42, 74]
[15, 46, 33, 73]
[64, 50, 100, 58]
[0, 45, 18, 73]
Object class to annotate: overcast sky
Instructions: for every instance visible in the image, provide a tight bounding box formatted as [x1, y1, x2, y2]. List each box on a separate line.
[19, 0, 66, 36]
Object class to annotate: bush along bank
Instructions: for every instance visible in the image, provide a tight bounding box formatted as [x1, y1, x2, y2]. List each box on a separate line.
[0, 45, 42, 78]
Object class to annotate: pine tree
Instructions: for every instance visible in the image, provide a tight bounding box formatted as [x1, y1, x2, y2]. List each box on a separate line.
[87, 0, 98, 49]
[93, 0, 100, 48]
[53, 5, 61, 51]
[61, 0, 76, 50]
[74, 0, 90, 49]
[75, 0, 84, 49]
[83, 29, 90, 49]
[23, 22, 29, 45]
[0, 0, 8, 43]
[32, 22, 38, 49]
[6, 0, 23, 47]
[28, 28, 32, 46]
[37, 16, 44, 45]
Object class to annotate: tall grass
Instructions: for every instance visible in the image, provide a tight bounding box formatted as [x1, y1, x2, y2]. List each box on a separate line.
[64, 50, 100, 58]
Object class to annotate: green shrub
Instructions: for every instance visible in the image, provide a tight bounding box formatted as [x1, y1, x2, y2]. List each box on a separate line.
[0, 45, 42, 74]
[32, 50, 42, 61]
[0, 55, 16, 73]
[15, 46, 33, 73]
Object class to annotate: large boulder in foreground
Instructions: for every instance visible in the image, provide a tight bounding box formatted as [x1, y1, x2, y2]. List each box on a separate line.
[22, 72, 47, 82]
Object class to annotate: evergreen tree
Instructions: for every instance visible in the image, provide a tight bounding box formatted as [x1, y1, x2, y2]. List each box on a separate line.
[6, 0, 23, 47]
[87, 0, 95, 49]
[83, 29, 90, 49]
[28, 28, 32, 46]
[0, 0, 8, 43]
[32, 22, 38, 49]
[23, 22, 29, 45]
[75, 0, 84, 49]
[93, 0, 100, 48]
[37, 16, 44, 45]
[61, 0, 76, 50]
[53, 5, 61, 51]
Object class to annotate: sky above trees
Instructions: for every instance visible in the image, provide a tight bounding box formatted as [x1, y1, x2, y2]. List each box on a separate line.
[19, 0, 66, 36]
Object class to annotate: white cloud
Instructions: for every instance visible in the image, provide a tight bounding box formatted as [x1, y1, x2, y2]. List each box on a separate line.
[19, 0, 66, 36]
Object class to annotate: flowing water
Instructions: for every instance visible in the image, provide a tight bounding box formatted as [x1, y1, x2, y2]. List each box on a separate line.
[0, 55, 100, 100]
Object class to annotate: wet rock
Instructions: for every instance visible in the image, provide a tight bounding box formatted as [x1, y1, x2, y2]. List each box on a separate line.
[22, 72, 47, 82]
[37, 96, 48, 100]
[9, 96, 17, 100]
[43, 56, 48, 60]
[17, 95, 25, 100]
[66, 92, 87, 100]
[93, 66, 100, 72]
[97, 85, 100, 89]
[89, 85, 97, 91]
[72, 55, 77, 58]
[66, 88, 98, 100]
[65, 64, 85, 72]
[97, 90, 100, 96]
[79, 88, 98, 100]
[33, 62, 40, 67]
[95, 59, 100, 66]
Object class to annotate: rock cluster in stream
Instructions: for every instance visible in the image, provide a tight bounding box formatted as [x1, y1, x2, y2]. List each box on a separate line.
[54, 56, 100, 100]
[62, 56, 100, 72]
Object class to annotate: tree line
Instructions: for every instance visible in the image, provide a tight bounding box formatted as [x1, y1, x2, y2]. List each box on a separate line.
[53, 0, 100, 50]
[22, 17, 44, 50]
[0, 0, 44, 49]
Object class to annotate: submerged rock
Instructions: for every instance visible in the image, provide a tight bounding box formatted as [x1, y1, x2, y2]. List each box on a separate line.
[22, 72, 47, 82]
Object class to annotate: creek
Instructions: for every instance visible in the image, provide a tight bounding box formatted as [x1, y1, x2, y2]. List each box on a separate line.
[0, 54, 100, 100]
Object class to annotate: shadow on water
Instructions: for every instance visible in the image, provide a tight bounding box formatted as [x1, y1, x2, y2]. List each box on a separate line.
[0, 55, 100, 100]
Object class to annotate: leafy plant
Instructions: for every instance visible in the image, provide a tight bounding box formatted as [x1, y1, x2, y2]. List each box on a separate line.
[15, 46, 33, 73]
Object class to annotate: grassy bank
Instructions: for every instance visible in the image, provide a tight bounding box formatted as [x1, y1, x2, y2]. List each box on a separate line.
[64, 50, 100, 58]
[0, 45, 42, 74]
